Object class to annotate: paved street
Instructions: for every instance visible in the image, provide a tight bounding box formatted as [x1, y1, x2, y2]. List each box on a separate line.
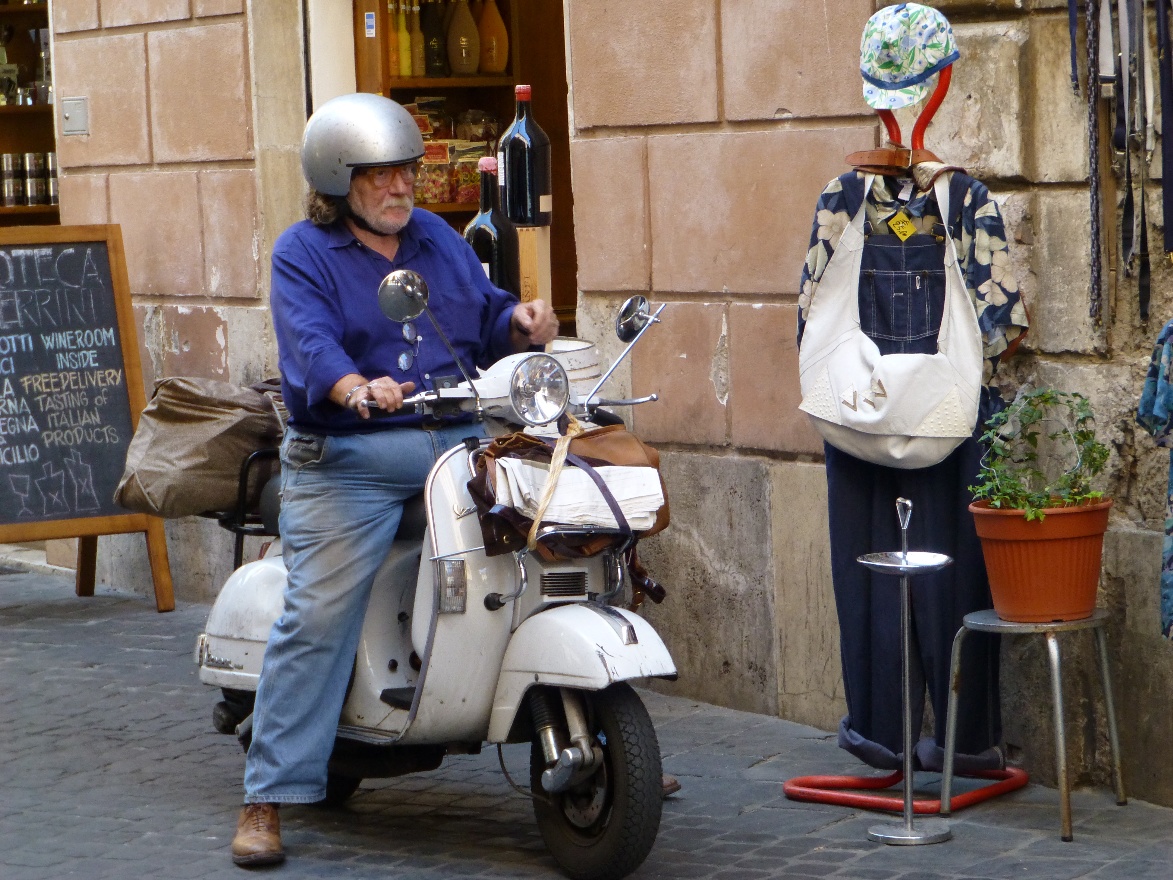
[2, 566, 1171, 879]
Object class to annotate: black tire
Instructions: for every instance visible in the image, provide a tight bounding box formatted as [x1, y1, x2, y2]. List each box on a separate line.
[317, 772, 362, 807]
[213, 688, 255, 735]
[212, 701, 240, 735]
[530, 684, 662, 880]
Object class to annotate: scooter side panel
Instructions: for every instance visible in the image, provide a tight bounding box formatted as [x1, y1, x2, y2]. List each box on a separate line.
[196, 553, 287, 690]
[338, 543, 426, 733]
[395, 447, 516, 745]
[485, 605, 677, 743]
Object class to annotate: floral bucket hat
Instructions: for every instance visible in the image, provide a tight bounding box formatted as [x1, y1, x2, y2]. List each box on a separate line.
[861, 3, 959, 110]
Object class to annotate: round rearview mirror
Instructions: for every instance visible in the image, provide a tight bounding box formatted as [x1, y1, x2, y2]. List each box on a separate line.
[510, 354, 570, 426]
[615, 295, 651, 343]
[378, 269, 429, 322]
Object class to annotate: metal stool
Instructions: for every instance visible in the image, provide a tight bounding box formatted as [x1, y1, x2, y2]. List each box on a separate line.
[941, 609, 1127, 840]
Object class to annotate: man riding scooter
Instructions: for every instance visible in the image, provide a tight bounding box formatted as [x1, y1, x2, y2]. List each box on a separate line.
[231, 92, 560, 867]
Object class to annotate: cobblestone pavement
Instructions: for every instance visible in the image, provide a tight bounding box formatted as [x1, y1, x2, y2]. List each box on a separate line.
[2, 568, 1170, 880]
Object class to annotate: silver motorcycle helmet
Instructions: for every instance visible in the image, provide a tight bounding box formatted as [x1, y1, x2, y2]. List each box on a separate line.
[300, 93, 426, 197]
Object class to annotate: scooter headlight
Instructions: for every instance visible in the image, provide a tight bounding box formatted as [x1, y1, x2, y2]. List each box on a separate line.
[509, 354, 570, 426]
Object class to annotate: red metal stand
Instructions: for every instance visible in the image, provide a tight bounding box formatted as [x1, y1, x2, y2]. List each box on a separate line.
[876, 64, 953, 150]
[783, 764, 1029, 814]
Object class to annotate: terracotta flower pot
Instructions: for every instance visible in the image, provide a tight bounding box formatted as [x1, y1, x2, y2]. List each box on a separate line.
[969, 499, 1112, 623]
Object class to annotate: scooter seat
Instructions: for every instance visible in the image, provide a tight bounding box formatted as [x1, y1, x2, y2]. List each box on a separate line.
[254, 485, 427, 543]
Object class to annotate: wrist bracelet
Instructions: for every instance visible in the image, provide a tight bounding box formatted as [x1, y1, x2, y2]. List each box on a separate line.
[343, 383, 366, 408]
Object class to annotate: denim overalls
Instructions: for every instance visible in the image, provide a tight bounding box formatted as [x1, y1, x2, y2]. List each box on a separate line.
[822, 172, 1003, 773]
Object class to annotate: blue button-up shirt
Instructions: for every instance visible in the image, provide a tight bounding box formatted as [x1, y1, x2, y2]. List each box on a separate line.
[271, 208, 520, 433]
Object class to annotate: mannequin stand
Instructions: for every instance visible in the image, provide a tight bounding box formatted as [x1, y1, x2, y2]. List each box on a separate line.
[782, 766, 1029, 815]
[783, 498, 1026, 842]
[855, 502, 952, 845]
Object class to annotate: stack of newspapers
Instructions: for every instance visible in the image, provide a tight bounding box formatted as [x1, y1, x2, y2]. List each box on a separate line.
[494, 459, 664, 530]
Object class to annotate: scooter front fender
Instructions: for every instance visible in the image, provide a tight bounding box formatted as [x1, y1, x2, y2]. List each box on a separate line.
[486, 604, 676, 742]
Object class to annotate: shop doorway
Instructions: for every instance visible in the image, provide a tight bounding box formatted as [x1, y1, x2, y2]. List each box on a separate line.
[310, 0, 577, 332]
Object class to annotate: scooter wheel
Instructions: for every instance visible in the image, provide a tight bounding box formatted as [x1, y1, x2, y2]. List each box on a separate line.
[530, 683, 662, 880]
[212, 689, 254, 736]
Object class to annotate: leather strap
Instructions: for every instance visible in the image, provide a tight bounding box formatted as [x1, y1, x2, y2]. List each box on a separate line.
[1156, 0, 1173, 258]
[535, 435, 632, 536]
[920, 164, 968, 193]
[626, 545, 665, 609]
[846, 148, 941, 170]
[562, 450, 631, 534]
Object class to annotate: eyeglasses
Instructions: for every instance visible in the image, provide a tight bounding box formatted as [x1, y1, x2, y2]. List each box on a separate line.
[359, 162, 420, 188]
[398, 322, 422, 371]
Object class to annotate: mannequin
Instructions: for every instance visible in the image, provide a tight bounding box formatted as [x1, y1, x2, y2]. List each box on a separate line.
[796, 4, 1029, 774]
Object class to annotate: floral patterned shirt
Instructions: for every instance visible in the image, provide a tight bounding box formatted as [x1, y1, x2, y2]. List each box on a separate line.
[797, 170, 1028, 383]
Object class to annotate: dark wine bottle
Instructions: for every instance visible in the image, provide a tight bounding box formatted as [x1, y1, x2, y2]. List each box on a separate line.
[421, 0, 450, 77]
[496, 84, 552, 226]
[463, 156, 521, 297]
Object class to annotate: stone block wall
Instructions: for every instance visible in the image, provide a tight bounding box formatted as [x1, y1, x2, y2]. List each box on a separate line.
[53, 1, 266, 384]
[568, 0, 1173, 804]
[567, 0, 876, 727]
[47, 1, 305, 599]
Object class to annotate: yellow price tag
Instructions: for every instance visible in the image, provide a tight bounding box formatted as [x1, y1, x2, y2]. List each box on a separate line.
[888, 211, 916, 242]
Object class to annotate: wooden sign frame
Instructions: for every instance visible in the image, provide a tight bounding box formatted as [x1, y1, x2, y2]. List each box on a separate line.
[0, 225, 173, 611]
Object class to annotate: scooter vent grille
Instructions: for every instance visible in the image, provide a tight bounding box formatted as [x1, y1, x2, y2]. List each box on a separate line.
[540, 571, 588, 597]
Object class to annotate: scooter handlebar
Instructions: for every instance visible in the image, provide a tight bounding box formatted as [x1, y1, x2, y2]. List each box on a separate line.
[589, 394, 658, 408]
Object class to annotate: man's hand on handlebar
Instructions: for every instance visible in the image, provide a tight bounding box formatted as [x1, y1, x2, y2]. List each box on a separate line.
[359, 377, 416, 418]
[334, 373, 416, 420]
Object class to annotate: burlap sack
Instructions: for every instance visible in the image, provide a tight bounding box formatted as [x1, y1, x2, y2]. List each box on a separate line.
[114, 377, 284, 518]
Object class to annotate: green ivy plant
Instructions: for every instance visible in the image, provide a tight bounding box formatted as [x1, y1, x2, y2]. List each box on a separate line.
[969, 388, 1110, 522]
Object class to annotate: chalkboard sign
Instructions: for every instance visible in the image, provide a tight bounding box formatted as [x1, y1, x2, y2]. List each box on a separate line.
[0, 226, 173, 611]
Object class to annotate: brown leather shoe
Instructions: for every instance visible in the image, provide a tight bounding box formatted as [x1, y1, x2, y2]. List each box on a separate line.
[661, 773, 681, 798]
[232, 803, 284, 867]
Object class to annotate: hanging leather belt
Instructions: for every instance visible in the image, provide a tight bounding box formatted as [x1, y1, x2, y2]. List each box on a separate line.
[1156, 0, 1173, 263]
[845, 148, 940, 170]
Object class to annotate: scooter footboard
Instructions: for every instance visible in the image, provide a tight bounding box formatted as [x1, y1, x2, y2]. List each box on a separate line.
[486, 604, 676, 742]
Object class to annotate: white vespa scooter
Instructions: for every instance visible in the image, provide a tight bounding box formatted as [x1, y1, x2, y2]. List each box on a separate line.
[194, 273, 676, 880]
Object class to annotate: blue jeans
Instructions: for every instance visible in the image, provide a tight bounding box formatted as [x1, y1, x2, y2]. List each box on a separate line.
[826, 439, 1002, 774]
[243, 422, 481, 804]
[858, 233, 947, 356]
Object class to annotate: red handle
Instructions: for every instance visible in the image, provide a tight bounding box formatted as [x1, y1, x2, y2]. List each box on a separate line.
[911, 64, 952, 150]
[874, 64, 954, 152]
[877, 109, 902, 146]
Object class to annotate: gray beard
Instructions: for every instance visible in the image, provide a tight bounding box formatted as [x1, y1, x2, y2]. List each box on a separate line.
[348, 200, 412, 236]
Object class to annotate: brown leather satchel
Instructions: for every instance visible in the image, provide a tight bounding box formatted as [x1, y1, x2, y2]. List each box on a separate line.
[467, 424, 670, 562]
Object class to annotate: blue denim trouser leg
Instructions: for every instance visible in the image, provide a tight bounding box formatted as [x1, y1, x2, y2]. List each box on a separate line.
[243, 422, 480, 804]
[826, 439, 1002, 774]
